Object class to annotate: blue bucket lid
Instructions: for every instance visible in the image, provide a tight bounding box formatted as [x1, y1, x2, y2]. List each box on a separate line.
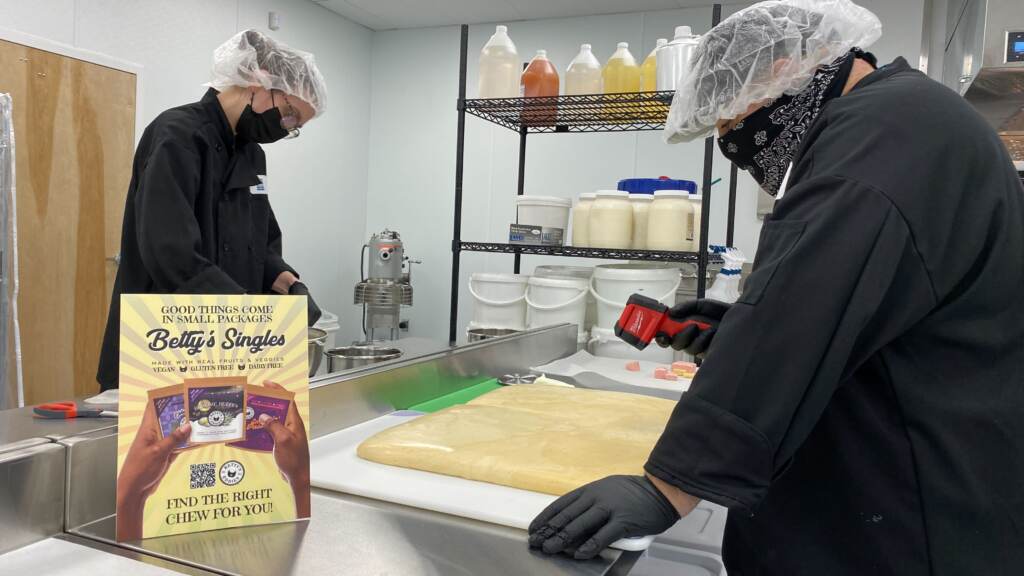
[618, 177, 697, 194]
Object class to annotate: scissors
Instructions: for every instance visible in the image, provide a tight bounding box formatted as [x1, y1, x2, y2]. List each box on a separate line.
[33, 401, 117, 419]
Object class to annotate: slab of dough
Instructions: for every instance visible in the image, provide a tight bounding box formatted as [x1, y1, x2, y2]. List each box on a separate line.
[357, 385, 676, 495]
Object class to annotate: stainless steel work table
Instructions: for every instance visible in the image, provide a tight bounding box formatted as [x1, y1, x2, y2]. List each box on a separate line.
[70, 488, 640, 576]
[3, 325, 643, 575]
[0, 401, 116, 446]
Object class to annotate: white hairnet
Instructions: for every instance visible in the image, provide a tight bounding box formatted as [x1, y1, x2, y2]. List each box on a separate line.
[665, 0, 881, 143]
[208, 29, 328, 118]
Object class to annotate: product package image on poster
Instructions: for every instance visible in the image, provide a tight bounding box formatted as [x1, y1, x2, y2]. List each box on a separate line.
[117, 295, 310, 541]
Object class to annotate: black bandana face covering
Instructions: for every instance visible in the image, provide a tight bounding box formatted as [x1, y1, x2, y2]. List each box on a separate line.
[718, 51, 858, 196]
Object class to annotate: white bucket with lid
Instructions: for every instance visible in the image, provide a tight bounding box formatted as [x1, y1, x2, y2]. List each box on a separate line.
[515, 196, 572, 232]
[591, 264, 681, 330]
[468, 273, 529, 330]
[589, 327, 674, 363]
[526, 276, 589, 336]
[534, 265, 597, 332]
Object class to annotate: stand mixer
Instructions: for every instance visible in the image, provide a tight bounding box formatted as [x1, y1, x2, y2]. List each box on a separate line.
[354, 229, 417, 341]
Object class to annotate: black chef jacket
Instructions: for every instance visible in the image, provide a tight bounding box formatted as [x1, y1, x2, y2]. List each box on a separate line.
[645, 58, 1024, 574]
[96, 89, 296, 390]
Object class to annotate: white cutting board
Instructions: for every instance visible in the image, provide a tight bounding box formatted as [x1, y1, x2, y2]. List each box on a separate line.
[309, 411, 656, 552]
[534, 351, 692, 397]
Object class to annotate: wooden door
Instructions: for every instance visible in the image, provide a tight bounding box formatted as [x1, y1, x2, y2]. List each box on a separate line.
[0, 39, 136, 404]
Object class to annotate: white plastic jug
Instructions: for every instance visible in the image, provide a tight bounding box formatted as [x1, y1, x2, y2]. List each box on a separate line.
[479, 25, 520, 98]
[468, 273, 529, 330]
[565, 43, 602, 95]
[657, 26, 700, 91]
[525, 276, 589, 337]
[591, 264, 681, 330]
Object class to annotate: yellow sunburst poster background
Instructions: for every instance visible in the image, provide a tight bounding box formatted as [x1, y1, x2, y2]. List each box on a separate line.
[117, 294, 309, 539]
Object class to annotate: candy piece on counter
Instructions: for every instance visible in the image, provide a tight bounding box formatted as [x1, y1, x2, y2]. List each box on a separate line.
[625, 361, 641, 372]
[672, 361, 697, 371]
[661, 371, 678, 381]
[653, 367, 669, 379]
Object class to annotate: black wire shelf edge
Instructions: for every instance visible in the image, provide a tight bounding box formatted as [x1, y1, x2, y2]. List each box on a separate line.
[462, 91, 676, 133]
[460, 242, 721, 263]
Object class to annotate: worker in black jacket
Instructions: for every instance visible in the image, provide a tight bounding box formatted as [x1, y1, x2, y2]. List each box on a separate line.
[530, 1, 1024, 574]
[96, 29, 325, 391]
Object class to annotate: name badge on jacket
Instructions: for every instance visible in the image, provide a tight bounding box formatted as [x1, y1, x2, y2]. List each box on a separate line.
[251, 175, 268, 195]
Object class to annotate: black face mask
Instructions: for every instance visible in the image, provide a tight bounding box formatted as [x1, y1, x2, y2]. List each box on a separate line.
[717, 51, 859, 196]
[236, 93, 289, 144]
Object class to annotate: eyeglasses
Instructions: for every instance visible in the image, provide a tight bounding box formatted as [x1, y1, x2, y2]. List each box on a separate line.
[273, 91, 302, 139]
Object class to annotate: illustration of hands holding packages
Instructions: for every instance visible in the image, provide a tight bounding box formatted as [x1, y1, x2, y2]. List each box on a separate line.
[117, 377, 309, 540]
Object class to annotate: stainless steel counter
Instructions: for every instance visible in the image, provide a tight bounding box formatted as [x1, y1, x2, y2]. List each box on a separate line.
[72, 489, 640, 576]
[0, 402, 116, 447]
[0, 326, 661, 575]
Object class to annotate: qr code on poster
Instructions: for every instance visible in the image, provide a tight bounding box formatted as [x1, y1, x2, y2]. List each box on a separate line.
[190, 463, 216, 489]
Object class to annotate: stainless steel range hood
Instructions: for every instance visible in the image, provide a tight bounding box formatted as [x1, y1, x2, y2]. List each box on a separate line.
[947, 0, 1024, 160]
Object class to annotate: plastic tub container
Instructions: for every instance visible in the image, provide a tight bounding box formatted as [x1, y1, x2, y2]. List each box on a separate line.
[689, 194, 703, 252]
[648, 190, 693, 251]
[629, 193, 654, 249]
[534, 265, 597, 333]
[589, 327, 674, 363]
[515, 196, 571, 234]
[468, 273, 529, 330]
[591, 264, 681, 330]
[571, 192, 596, 247]
[525, 276, 589, 337]
[589, 190, 633, 249]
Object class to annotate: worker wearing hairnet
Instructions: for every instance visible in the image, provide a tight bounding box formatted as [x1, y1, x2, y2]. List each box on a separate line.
[530, 1, 1024, 573]
[96, 29, 327, 391]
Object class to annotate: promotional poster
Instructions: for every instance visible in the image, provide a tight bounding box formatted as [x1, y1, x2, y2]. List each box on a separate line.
[117, 295, 310, 541]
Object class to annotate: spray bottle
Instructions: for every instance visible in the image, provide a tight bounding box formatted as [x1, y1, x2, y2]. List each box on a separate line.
[705, 246, 745, 303]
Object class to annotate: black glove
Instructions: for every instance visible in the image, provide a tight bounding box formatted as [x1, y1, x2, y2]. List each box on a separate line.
[288, 281, 322, 326]
[654, 299, 731, 356]
[528, 475, 679, 560]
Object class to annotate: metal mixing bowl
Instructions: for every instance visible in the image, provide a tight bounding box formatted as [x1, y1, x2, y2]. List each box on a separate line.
[467, 328, 520, 342]
[325, 345, 402, 372]
[308, 327, 328, 377]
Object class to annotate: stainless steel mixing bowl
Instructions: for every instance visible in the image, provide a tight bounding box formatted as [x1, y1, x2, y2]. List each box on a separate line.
[325, 345, 402, 372]
[308, 327, 328, 377]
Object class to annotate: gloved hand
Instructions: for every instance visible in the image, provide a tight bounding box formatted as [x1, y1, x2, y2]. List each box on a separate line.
[654, 299, 731, 356]
[528, 475, 680, 560]
[288, 281, 322, 326]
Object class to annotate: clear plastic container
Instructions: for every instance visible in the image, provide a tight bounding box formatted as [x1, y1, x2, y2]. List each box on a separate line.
[602, 42, 640, 94]
[629, 193, 654, 249]
[688, 194, 703, 252]
[589, 190, 633, 249]
[571, 192, 597, 247]
[640, 39, 667, 92]
[565, 44, 602, 95]
[478, 25, 520, 98]
[647, 190, 693, 251]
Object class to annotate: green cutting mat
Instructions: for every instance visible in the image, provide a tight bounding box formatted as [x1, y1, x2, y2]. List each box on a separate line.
[408, 379, 501, 413]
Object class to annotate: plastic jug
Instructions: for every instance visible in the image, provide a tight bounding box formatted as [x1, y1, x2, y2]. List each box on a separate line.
[565, 44, 602, 95]
[602, 42, 640, 94]
[522, 50, 559, 97]
[478, 25, 520, 98]
[657, 26, 700, 91]
[641, 39, 667, 92]
[521, 50, 559, 125]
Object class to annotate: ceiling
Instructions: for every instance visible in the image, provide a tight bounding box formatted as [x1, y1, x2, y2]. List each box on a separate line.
[312, 0, 726, 31]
